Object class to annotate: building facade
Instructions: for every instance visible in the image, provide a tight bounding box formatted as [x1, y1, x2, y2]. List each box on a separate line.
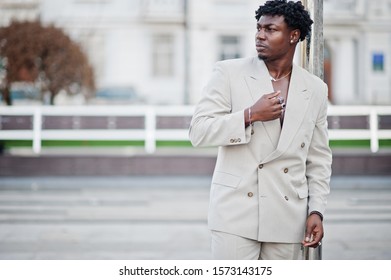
[324, 0, 391, 105]
[0, 0, 390, 105]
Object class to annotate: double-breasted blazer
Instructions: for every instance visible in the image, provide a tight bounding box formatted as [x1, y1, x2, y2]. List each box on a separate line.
[189, 57, 332, 243]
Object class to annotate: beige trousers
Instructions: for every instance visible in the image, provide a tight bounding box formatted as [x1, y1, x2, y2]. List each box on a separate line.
[211, 230, 305, 260]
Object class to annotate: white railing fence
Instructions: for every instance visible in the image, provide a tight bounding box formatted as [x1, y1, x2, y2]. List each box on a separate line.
[327, 106, 391, 153]
[1, 105, 391, 154]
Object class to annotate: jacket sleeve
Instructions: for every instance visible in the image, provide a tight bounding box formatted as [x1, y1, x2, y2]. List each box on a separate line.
[189, 61, 252, 147]
[306, 82, 332, 216]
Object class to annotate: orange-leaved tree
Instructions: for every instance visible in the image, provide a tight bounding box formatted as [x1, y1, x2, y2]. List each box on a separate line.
[0, 20, 95, 105]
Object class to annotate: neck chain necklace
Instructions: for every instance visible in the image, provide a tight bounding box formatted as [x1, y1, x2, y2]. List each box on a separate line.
[270, 70, 292, 82]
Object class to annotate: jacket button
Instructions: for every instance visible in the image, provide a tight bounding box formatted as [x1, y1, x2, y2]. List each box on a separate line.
[284, 196, 289, 201]
[301, 142, 305, 148]
[258, 164, 264, 169]
[248, 192, 253, 197]
[284, 168, 288, 173]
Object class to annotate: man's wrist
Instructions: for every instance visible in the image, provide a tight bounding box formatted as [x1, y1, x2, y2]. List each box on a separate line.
[244, 107, 252, 127]
[309, 211, 323, 221]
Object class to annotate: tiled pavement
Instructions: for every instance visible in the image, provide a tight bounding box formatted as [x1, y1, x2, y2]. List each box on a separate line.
[0, 175, 390, 260]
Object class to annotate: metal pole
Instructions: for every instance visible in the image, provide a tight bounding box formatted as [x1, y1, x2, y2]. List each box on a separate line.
[301, 0, 324, 260]
[301, 0, 324, 80]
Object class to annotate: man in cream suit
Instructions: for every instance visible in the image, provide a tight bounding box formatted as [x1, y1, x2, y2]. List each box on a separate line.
[189, 0, 332, 260]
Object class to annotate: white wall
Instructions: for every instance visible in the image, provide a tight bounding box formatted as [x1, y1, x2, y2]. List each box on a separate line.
[188, 0, 262, 104]
[364, 33, 391, 104]
[40, 0, 185, 104]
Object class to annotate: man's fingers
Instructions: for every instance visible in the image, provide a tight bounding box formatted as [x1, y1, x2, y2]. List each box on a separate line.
[267, 90, 281, 99]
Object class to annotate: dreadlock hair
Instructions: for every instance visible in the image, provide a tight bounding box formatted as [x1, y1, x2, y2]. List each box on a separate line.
[255, 0, 313, 42]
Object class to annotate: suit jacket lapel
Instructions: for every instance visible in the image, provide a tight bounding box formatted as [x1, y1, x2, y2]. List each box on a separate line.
[262, 64, 311, 163]
[244, 58, 281, 148]
[278, 65, 311, 150]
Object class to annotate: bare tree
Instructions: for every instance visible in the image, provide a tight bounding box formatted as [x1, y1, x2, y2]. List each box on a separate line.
[0, 20, 95, 105]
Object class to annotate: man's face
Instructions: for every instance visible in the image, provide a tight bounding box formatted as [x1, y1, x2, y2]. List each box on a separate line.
[255, 15, 292, 61]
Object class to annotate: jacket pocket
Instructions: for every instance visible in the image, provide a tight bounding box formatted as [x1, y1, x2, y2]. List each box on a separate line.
[212, 171, 241, 189]
[292, 177, 309, 199]
[295, 182, 309, 199]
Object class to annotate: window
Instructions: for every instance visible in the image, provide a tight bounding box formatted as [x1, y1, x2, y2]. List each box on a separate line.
[372, 53, 384, 72]
[152, 34, 174, 77]
[219, 35, 241, 61]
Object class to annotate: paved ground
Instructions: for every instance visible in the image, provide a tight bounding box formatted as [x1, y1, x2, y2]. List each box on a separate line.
[0, 175, 390, 260]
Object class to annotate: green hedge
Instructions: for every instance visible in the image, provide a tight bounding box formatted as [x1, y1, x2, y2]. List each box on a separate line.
[1, 139, 391, 149]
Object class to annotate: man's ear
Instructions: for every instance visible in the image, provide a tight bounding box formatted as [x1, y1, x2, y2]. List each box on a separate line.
[290, 29, 300, 43]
